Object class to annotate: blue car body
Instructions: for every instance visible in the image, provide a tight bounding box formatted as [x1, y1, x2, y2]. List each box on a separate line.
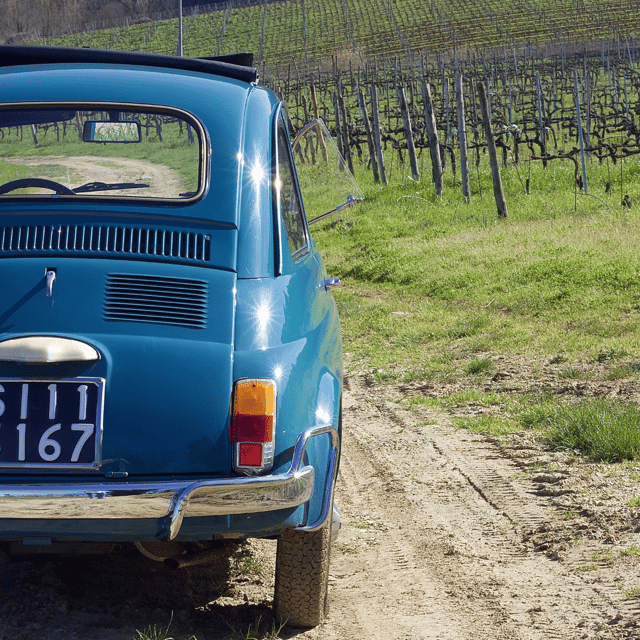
[0, 47, 342, 552]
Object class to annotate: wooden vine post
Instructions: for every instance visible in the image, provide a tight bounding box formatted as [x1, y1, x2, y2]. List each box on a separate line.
[455, 70, 470, 201]
[421, 83, 443, 196]
[534, 73, 546, 164]
[310, 84, 328, 163]
[337, 90, 355, 175]
[370, 84, 388, 185]
[332, 92, 344, 163]
[358, 88, 380, 183]
[397, 86, 420, 181]
[477, 81, 508, 218]
[573, 70, 588, 196]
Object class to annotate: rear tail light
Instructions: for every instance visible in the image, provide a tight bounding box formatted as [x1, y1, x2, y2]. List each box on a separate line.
[231, 379, 276, 475]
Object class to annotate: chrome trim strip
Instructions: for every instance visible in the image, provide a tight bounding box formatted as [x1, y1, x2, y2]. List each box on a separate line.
[293, 119, 320, 142]
[318, 277, 340, 291]
[308, 196, 362, 225]
[274, 104, 311, 265]
[331, 504, 342, 543]
[0, 424, 339, 541]
[158, 466, 314, 541]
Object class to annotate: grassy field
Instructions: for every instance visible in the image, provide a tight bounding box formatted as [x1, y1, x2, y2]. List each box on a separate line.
[43, 0, 640, 72]
[311, 156, 640, 461]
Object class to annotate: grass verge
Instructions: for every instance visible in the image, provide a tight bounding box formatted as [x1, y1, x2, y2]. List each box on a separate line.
[522, 399, 640, 462]
[312, 158, 640, 461]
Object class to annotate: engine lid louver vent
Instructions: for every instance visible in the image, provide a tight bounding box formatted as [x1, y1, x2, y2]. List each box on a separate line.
[104, 274, 208, 329]
[0, 225, 210, 265]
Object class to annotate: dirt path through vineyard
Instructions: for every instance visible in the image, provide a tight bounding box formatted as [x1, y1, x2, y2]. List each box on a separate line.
[1, 374, 639, 639]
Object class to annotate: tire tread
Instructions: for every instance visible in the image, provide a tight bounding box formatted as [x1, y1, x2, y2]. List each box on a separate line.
[274, 520, 331, 627]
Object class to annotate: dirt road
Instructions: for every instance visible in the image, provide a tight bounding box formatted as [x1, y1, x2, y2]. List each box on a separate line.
[1, 375, 639, 639]
[312, 377, 640, 640]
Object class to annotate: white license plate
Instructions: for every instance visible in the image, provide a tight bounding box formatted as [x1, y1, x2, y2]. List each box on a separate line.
[0, 378, 104, 469]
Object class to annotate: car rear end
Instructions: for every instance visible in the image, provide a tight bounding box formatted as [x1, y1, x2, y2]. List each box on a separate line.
[0, 49, 335, 541]
[0, 47, 343, 627]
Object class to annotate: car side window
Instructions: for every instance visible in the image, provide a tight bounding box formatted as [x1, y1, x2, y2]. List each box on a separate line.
[277, 122, 308, 259]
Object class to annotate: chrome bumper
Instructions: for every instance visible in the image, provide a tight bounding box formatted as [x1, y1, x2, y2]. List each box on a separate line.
[0, 425, 339, 541]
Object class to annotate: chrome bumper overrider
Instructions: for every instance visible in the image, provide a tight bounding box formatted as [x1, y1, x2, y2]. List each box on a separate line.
[0, 425, 339, 541]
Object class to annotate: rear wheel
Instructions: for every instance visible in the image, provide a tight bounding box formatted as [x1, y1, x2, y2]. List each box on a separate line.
[274, 514, 331, 627]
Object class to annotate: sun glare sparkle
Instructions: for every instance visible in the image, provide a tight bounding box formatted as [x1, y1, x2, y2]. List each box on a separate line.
[257, 303, 271, 331]
[250, 163, 265, 185]
[315, 407, 331, 425]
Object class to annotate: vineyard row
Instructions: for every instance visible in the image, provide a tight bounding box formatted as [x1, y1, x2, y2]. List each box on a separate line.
[277, 48, 640, 204]
[43, 0, 640, 75]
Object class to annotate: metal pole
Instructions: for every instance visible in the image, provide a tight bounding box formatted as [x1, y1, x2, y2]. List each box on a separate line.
[178, 0, 183, 56]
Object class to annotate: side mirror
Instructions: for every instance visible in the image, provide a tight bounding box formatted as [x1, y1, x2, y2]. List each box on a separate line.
[82, 120, 141, 143]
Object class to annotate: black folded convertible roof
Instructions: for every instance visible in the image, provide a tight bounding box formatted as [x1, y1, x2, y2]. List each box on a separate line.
[0, 45, 258, 84]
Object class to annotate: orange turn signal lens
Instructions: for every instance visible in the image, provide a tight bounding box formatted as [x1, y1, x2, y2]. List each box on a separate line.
[234, 379, 274, 416]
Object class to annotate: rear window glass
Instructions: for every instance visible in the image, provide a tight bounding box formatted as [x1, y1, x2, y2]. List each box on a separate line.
[0, 104, 203, 201]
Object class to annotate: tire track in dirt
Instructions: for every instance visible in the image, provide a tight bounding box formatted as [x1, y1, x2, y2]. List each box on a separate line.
[298, 376, 635, 640]
[5, 156, 183, 198]
[319, 431, 523, 640]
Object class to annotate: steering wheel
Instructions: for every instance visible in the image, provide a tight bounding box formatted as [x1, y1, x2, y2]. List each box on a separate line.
[0, 178, 76, 196]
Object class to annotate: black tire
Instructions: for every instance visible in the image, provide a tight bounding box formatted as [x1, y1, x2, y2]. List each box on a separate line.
[274, 515, 331, 627]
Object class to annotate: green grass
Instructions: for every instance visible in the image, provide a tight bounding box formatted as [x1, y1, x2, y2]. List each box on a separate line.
[454, 414, 518, 437]
[134, 622, 175, 640]
[310, 158, 640, 460]
[233, 554, 266, 580]
[620, 545, 640, 557]
[318, 165, 640, 371]
[591, 551, 613, 563]
[224, 616, 286, 640]
[466, 358, 493, 375]
[521, 399, 640, 462]
[0, 158, 32, 183]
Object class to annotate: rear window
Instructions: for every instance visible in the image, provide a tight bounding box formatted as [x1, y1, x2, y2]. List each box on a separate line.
[0, 104, 204, 201]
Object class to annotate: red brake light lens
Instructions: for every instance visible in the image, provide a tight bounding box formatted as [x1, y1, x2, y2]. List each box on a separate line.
[233, 414, 273, 442]
[238, 442, 264, 467]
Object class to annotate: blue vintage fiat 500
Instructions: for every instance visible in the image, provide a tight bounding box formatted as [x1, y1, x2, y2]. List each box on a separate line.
[0, 45, 354, 627]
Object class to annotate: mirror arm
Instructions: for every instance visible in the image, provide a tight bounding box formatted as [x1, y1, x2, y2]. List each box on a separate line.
[308, 197, 361, 225]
